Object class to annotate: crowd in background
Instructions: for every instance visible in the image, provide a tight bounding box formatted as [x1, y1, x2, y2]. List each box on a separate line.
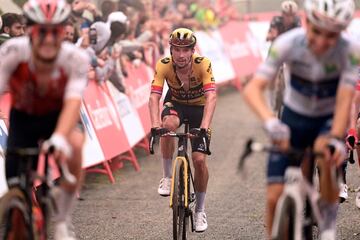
[0, 0, 240, 94]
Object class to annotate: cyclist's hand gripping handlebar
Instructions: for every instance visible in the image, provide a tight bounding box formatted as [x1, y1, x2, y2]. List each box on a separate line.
[189, 128, 211, 155]
[46, 146, 77, 185]
[149, 127, 170, 154]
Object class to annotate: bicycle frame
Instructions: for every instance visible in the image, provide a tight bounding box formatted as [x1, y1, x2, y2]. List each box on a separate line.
[271, 167, 323, 240]
[239, 139, 336, 240]
[169, 125, 194, 206]
[1, 147, 75, 240]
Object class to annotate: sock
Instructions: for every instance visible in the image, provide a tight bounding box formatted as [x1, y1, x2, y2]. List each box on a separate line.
[195, 192, 206, 213]
[52, 187, 77, 223]
[162, 158, 172, 178]
[319, 201, 338, 232]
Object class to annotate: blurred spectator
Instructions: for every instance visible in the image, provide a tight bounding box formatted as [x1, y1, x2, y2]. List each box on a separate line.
[69, 0, 102, 38]
[64, 21, 78, 43]
[189, 0, 220, 29]
[215, 0, 240, 24]
[0, 13, 25, 45]
[101, 0, 117, 21]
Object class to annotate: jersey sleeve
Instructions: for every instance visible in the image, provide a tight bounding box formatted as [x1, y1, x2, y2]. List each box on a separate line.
[340, 42, 360, 89]
[256, 31, 293, 81]
[151, 58, 168, 95]
[0, 38, 26, 95]
[200, 57, 216, 93]
[64, 46, 90, 100]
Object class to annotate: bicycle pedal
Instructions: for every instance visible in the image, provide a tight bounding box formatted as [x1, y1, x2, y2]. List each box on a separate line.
[190, 193, 196, 202]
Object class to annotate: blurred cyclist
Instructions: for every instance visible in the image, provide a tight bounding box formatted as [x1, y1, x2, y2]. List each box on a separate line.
[266, 0, 301, 42]
[0, 0, 89, 239]
[244, 0, 357, 239]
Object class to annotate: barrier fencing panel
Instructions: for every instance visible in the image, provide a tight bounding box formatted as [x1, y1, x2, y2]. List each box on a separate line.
[2, 12, 360, 191]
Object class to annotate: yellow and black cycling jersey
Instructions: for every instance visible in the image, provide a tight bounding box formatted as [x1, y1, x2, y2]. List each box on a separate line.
[151, 53, 216, 106]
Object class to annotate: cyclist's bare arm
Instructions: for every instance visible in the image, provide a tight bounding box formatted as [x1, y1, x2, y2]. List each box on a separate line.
[53, 98, 82, 137]
[200, 91, 216, 129]
[243, 76, 275, 122]
[349, 90, 360, 129]
[149, 59, 167, 128]
[331, 84, 356, 139]
[53, 47, 89, 137]
[149, 93, 162, 128]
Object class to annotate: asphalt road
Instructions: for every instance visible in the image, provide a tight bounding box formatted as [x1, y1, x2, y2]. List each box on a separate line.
[67, 87, 360, 240]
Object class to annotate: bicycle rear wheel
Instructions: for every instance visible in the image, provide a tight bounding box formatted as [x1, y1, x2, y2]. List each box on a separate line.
[271, 196, 296, 240]
[172, 160, 187, 240]
[1, 188, 33, 240]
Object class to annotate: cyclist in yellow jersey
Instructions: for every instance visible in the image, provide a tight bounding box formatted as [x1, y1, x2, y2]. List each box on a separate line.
[149, 28, 217, 232]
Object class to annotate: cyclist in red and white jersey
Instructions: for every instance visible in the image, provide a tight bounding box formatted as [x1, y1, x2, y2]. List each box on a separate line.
[0, 0, 89, 239]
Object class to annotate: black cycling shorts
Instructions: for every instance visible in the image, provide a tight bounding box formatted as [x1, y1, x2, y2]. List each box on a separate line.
[161, 101, 210, 155]
[5, 108, 59, 180]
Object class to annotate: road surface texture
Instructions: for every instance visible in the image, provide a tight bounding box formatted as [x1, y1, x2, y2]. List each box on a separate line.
[71, 87, 360, 240]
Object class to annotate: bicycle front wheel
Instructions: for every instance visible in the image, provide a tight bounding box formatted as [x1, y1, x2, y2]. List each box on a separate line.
[1, 188, 33, 240]
[172, 160, 187, 240]
[271, 196, 296, 240]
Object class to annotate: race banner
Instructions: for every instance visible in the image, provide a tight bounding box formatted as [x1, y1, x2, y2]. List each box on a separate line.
[82, 80, 131, 160]
[105, 81, 145, 147]
[195, 30, 236, 84]
[80, 102, 106, 168]
[219, 21, 263, 77]
[123, 61, 152, 134]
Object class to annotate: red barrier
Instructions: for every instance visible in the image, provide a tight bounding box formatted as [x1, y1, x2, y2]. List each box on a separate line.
[123, 61, 152, 135]
[219, 21, 262, 78]
[82, 80, 131, 160]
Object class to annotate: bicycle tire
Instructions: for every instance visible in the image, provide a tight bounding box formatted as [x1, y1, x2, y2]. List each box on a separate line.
[271, 196, 296, 240]
[1, 188, 33, 240]
[172, 160, 187, 240]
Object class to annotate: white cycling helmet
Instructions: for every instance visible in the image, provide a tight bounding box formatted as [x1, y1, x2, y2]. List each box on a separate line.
[90, 21, 111, 54]
[281, 1, 298, 14]
[23, 0, 71, 25]
[107, 11, 128, 25]
[304, 0, 355, 32]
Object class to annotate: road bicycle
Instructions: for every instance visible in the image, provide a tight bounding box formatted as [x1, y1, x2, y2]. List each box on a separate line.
[0, 146, 75, 240]
[239, 139, 338, 240]
[150, 121, 207, 240]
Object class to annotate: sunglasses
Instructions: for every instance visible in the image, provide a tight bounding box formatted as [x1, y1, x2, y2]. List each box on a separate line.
[31, 25, 64, 42]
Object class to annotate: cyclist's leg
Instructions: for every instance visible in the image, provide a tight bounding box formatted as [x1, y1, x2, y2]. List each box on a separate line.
[160, 102, 182, 176]
[313, 119, 340, 236]
[53, 126, 84, 239]
[266, 153, 287, 238]
[53, 126, 84, 215]
[157, 101, 182, 196]
[188, 105, 209, 232]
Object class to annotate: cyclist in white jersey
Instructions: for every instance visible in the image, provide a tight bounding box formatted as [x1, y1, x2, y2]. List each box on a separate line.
[243, 0, 359, 239]
[0, 0, 89, 239]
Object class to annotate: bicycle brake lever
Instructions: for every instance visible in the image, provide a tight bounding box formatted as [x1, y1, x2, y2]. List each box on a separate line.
[149, 136, 155, 154]
[238, 139, 254, 172]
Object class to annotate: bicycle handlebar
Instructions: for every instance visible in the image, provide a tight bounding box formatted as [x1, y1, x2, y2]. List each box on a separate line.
[48, 145, 76, 185]
[149, 127, 209, 155]
[238, 138, 332, 173]
[6, 146, 76, 185]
